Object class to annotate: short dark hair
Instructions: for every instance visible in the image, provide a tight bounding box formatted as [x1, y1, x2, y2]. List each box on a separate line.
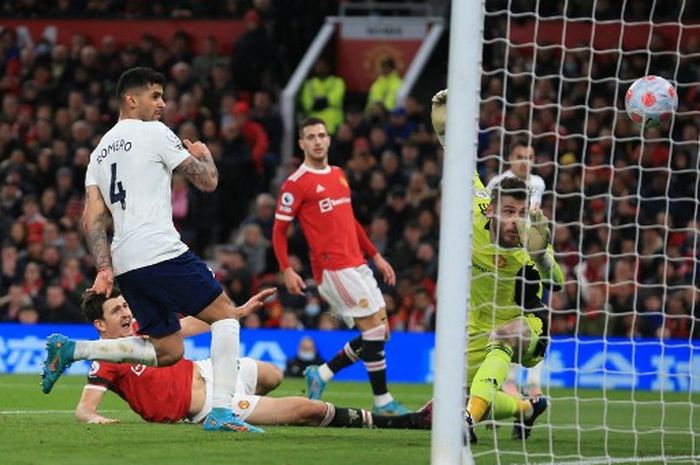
[81, 287, 122, 322]
[298, 117, 327, 138]
[115, 67, 165, 100]
[508, 136, 531, 157]
[490, 176, 528, 205]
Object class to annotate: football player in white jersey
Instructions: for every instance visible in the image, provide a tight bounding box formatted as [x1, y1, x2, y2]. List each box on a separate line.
[41, 67, 273, 433]
[486, 138, 546, 210]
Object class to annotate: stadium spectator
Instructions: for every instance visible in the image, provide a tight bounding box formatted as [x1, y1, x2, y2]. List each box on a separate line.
[234, 223, 274, 276]
[300, 58, 346, 135]
[231, 101, 271, 182]
[238, 193, 275, 241]
[231, 9, 273, 94]
[251, 90, 283, 157]
[42, 283, 82, 323]
[366, 57, 403, 113]
[285, 336, 325, 377]
[0, 1, 696, 344]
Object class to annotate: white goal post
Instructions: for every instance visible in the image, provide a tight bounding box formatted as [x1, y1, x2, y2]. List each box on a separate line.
[433, 1, 699, 464]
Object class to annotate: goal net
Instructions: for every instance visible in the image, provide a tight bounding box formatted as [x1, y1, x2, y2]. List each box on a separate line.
[469, 1, 699, 464]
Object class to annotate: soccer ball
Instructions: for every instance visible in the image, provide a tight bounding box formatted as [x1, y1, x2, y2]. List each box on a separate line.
[624, 75, 678, 126]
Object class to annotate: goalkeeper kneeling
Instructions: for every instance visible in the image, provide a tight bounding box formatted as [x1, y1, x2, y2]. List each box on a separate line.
[430, 89, 563, 444]
[464, 176, 563, 444]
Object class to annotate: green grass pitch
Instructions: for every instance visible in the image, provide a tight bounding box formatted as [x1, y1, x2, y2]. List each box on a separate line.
[0, 374, 698, 465]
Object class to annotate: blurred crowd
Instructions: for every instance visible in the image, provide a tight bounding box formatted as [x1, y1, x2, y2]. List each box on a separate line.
[0, 1, 698, 341]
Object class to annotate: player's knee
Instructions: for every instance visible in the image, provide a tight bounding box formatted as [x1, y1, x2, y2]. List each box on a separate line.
[256, 362, 283, 395]
[155, 344, 184, 366]
[268, 366, 283, 390]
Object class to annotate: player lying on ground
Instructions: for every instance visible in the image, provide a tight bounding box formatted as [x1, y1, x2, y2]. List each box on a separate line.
[431, 91, 564, 443]
[44, 67, 273, 432]
[75, 289, 432, 430]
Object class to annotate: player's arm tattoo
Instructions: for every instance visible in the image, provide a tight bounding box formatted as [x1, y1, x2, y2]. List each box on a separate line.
[82, 187, 113, 270]
[175, 155, 219, 192]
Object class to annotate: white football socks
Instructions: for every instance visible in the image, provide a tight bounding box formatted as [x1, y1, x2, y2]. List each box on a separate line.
[74, 337, 158, 365]
[210, 318, 240, 410]
[318, 364, 334, 382]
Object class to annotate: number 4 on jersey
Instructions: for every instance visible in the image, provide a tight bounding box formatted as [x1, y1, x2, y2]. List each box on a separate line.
[110, 162, 126, 210]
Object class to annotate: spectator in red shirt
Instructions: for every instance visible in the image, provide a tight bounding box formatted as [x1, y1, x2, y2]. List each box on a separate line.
[232, 101, 269, 176]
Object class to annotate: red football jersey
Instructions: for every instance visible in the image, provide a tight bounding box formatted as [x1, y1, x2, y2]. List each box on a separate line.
[274, 164, 369, 281]
[87, 358, 194, 423]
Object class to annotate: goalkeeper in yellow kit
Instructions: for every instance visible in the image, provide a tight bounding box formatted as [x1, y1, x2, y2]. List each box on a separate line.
[431, 90, 564, 443]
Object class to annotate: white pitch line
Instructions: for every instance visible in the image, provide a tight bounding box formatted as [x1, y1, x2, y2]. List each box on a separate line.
[521, 455, 700, 465]
[0, 409, 121, 415]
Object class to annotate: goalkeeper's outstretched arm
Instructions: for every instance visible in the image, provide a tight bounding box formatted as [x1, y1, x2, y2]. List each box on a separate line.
[431, 88, 485, 190]
[430, 89, 448, 147]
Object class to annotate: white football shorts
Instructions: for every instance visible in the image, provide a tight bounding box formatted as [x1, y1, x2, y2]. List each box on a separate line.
[318, 264, 386, 325]
[191, 357, 261, 423]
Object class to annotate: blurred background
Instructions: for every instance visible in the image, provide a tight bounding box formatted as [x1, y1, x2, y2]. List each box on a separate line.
[0, 0, 698, 346]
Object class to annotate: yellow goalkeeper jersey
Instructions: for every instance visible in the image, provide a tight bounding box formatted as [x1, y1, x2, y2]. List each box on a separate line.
[468, 176, 560, 333]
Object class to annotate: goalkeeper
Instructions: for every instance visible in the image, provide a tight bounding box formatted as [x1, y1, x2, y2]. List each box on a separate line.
[431, 90, 564, 443]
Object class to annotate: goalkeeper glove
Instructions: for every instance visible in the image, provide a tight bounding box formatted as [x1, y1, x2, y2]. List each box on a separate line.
[517, 209, 564, 287]
[517, 209, 551, 257]
[431, 88, 447, 147]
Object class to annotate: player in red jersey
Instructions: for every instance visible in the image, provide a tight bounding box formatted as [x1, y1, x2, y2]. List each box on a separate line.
[272, 117, 407, 415]
[75, 289, 432, 430]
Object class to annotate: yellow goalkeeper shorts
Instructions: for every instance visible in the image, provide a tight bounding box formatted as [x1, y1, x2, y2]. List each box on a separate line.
[465, 313, 546, 385]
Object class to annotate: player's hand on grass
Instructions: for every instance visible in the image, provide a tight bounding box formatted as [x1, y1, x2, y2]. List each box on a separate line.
[282, 268, 306, 295]
[238, 288, 277, 317]
[516, 209, 551, 260]
[373, 254, 396, 286]
[431, 89, 448, 146]
[183, 139, 211, 160]
[90, 267, 114, 296]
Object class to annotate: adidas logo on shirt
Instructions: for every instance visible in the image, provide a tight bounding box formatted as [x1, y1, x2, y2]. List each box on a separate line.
[316, 184, 326, 193]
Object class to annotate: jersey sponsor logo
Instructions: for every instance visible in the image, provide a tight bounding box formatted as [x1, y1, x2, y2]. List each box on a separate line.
[316, 184, 326, 193]
[96, 139, 132, 164]
[281, 192, 294, 207]
[318, 196, 351, 213]
[131, 364, 147, 376]
[237, 400, 250, 410]
[89, 361, 100, 376]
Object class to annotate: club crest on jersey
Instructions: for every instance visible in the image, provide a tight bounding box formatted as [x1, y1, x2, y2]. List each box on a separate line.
[131, 364, 147, 376]
[237, 400, 251, 410]
[493, 254, 508, 268]
[358, 298, 369, 309]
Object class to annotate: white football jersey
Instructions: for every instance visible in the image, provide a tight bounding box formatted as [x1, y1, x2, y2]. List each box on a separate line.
[486, 169, 546, 209]
[85, 119, 190, 275]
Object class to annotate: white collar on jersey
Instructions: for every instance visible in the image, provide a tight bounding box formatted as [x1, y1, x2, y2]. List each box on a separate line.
[301, 163, 331, 174]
